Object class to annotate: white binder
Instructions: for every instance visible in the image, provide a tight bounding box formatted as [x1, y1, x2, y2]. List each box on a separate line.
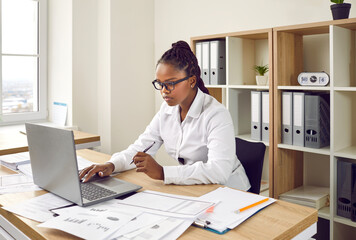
[282, 91, 293, 145]
[251, 91, 262, 141]
[195, 42, 203, 80]
[293, 92, 305, 146]
[209, 40, 226, 85]
[201, 41, 210, 85]
[262, 91, 269, 142]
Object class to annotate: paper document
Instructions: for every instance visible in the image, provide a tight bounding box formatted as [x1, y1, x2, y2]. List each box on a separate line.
[2, 193, 72, 222]
[0, 152, 30, 170]
[115, 217, 186, 240]
[198, 187, 276, 233]
[17, 163, 33, 177]
[0, 173, 41, 194]
[119, 190, 215, 217]
[40, 200, 141, 240]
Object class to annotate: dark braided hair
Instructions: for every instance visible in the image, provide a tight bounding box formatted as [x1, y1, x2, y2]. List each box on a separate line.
[157, 40, 209, 95]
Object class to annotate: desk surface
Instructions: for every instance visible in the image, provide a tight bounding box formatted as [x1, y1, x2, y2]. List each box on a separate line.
[0, 149, 318, 240]
[0, 129, 100, 156]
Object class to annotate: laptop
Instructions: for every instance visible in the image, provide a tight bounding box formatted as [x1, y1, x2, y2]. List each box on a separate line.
[25, 123, 142, 207]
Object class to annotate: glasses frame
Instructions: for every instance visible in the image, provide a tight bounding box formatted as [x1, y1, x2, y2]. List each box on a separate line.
[152, 76, 191, 91]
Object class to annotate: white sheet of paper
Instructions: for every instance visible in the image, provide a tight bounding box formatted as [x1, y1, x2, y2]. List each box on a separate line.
[119, 190, 214, 217]
[0, 173, 32, 186]
[0, 152, 30, 164]
[52, 102, 68, 126]
[40, 200, 141, 240]
[17, 163, 33, 177]
[114, 217, 186, 240]
[2, 193, 72, 222]
[0, 182, 41, 194]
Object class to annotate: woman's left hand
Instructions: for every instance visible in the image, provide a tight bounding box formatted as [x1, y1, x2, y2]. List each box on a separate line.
[132, 152, 164, 180]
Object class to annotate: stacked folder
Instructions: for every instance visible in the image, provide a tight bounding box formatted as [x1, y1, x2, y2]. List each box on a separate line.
[337, 159, 356, 222]
[279, 185, 330, 210]
[251, 91, 269, 142]
[0, 152, 30, 171]
[281, 91, 330, 148]
[195, 40, 226, 85]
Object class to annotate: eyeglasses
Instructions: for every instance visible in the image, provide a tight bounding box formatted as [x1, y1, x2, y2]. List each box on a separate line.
[152, 76, 191, 91]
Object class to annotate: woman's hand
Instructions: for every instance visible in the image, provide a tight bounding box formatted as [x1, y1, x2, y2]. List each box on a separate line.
[133, 152, 164, 180]
[79, 162, 115, 182]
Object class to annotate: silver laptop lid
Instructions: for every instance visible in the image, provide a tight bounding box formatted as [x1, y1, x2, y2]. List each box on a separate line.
[26, 123, 83, 206]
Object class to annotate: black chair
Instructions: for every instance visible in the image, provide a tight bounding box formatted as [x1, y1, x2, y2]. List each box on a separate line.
[235, 137, 266, 194]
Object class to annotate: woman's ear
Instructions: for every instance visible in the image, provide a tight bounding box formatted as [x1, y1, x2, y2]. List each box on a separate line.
[189, 76, 197, 88]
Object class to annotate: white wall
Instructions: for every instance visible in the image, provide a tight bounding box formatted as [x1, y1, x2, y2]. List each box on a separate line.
[48, 0, 155, 155]
[110, 0, 155, 152]
[72, 0, 98, 135]
[97, 0, 112, 153]
[48, 0, 73, 125]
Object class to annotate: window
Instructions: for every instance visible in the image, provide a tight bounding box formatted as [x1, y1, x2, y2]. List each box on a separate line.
[0, 0, 47, 124]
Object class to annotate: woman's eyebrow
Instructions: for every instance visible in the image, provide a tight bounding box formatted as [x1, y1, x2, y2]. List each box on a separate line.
[157, 77, 178, 82]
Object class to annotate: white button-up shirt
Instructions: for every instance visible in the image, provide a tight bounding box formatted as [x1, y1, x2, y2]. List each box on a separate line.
[109, 89, 251, 191]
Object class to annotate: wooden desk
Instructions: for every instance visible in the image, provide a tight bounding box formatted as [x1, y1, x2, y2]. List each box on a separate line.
[0, 129, 100, 156]
[0, 149, 318, 240]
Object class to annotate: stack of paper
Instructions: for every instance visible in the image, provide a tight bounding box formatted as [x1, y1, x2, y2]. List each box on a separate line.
[279, 185, 329, 210]
[197, 187, 275, 234]
[0, 152, 30, 170]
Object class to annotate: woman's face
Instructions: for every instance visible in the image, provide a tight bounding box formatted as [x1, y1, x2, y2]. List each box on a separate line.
[155, 63, 195, 107]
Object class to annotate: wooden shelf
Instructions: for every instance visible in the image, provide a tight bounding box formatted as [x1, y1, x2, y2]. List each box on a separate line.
[277, 144, 330, 156]
[229, 85, 269, 90]
[277, 86, 331, 91]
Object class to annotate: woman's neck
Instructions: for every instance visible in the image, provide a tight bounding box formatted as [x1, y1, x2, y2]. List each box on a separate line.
[179, 89, 198, 122]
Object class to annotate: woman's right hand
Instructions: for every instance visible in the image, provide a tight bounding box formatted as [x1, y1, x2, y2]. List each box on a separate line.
[79, 162, 115, 182]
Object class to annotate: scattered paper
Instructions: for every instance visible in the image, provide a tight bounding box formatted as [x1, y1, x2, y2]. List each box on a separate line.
[40, 200, 141, 240]
[119, 190, 214, 217]
[0, 173, 41, 194]
[2, 193, 72, 222]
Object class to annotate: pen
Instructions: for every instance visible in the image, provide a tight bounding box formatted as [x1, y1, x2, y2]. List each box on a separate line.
[130, 141, 155, 165]
[234, 197, 269, 214]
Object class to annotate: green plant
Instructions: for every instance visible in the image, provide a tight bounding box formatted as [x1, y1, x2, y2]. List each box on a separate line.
[331, 0, 344, 3]
[253, 64, 269, 76]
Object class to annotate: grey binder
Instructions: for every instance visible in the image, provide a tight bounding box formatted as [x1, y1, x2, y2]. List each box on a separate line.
[261, 91, 269, 142]
[337, 159, 352, 219]
[251, 91, 262, 141]
[195, 42, 203, 80]
[201, 41, 210, 85]
[304, 94, 330, 149]
[293, 92, 305, 146]
[282, 91, 293, 145]
[209, 40, 226, 85]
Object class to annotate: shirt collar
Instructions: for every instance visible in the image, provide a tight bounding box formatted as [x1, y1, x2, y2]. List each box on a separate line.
[164, 88, 204, 119]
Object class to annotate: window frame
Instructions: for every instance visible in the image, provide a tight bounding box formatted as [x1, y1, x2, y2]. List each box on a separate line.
[0, 0, 47, 125]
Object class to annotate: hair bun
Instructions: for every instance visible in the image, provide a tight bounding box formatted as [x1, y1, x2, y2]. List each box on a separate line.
[172, 41, 191, 51]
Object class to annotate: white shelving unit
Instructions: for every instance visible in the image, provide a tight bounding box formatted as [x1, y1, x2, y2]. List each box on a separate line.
[191, 29, 273, 197]
[274, 19, 356, 240]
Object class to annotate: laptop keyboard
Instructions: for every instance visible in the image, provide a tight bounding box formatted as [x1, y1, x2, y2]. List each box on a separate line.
[80, 183, 116, 201]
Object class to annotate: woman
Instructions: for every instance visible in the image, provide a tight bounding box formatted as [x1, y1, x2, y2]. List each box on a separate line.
[80, 41, 250, 191]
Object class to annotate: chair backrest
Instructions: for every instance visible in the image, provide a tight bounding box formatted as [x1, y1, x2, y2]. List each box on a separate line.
[235, 137, 266, 194]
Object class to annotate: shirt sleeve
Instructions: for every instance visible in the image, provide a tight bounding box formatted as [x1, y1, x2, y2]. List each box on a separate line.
[108, 110, 163, 173]
[163, 108, 236, 185]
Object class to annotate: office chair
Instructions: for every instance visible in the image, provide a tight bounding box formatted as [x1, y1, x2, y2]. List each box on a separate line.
[235, 137, 266, 194]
